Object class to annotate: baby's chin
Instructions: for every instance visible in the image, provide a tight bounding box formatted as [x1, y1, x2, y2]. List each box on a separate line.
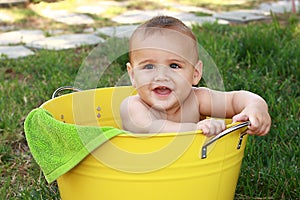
[150, 101, 179, 113]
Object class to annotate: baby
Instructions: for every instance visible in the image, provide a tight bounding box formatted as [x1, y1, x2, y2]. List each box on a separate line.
[120, 16, 271, 136]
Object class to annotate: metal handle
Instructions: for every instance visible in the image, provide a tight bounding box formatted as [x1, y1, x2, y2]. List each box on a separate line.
[201, 121, 250, 159]
[52, 86, 82, 99]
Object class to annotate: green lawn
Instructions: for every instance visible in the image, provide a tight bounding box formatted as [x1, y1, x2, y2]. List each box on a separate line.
[193, 16, 299, 199]
[0, 1, 299, 199]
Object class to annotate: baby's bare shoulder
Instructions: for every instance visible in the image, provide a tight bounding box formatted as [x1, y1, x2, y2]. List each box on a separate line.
[193, 87, 210, 96]
[121, 95, 147, 110]
[122, 94, 138, 102]
[192, 87, 214, 105]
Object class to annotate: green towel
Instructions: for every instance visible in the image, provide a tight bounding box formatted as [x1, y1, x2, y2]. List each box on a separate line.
[24, 108, 124, 183]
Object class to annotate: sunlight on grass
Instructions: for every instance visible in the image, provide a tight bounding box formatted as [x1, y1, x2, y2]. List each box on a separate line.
[33, 0, 78, 11]
[0, 8, 37, 23]
[181, 0, 248, 5]
[102, 6, 126, 18]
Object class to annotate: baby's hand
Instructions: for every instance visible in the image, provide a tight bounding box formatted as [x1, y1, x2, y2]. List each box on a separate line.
[196, 119, 226, 136]
[232, 106, 271, 136]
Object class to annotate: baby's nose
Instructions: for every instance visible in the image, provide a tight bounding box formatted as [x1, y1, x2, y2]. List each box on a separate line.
[154, 66, 170, 81]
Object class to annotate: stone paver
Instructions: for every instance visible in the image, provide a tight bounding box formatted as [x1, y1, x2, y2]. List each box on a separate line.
[0, 0, 28, 5]
[213, 10, 269, 23]
[165, 2, 215, 15]
[0, 30, 45, 45]
[181, 15, 227, 26]
[112, 10, 167, 24]
[259, 0, 299, 13]
[76, 5, 107, 15]
[26, 34, 104, 50]
[112, 10, 221, 25]
[96, 25, 138, 38]
[40, 9, 94, 25]
[0, 25, 15, 32]
[96, 0, 128, 7]
[0, 45, 34, 59]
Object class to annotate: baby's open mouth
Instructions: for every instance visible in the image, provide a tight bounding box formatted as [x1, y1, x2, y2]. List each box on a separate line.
[153, 86, 172, 96]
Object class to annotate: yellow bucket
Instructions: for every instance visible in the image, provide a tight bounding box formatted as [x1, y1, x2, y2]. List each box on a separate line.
[41, 86, 248, 200]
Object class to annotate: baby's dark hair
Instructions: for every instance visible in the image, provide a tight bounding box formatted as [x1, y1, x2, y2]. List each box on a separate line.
[129, 16, 198, 61]
[138, 15, 197, 41]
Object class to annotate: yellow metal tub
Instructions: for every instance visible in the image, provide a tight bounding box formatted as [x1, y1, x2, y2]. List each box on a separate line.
[41, 86, 248, 200]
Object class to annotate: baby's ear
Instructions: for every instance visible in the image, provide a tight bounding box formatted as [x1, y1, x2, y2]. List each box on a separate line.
[126, 62, 136, 87]
[192, 60, 202, 85]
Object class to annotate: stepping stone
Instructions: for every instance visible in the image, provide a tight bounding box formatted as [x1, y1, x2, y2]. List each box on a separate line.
[97, 0, 128, 7]
[259, 1, 299, 13]
[165, 2, 215, 15]
[0, 30, 45, 45]
[177, 14, 226, 26]
[0, 25, 15, 32]
[83, 27, 95, 33]
[112, 10, 179, 24]
[0, 45, 34, 59]
[46, 29, 64, 36]
[76, 5, 107, 15]
[184, 16, 227, 26]
[95, 25, 138, 38]
[0, 0, 28, 6]
[213, 10, 268, 23]
[26, 34, 104, 50]
[40, 9, 94, 25]
[112, 9, 217, 25]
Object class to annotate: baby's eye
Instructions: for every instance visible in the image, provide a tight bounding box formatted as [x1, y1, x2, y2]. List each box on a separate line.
[144, 64, 155, 69]
[170, 63, 181, 69]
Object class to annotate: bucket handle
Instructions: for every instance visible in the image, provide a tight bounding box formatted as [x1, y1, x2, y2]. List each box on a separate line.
[52, 86, 82, 99]
[201, 121, 250, 159]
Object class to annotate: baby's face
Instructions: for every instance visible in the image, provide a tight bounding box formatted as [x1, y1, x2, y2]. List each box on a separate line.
[128, 30, 201, 112]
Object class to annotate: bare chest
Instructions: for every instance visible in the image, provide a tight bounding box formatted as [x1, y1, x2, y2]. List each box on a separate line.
[151, 96, 200, 123]
[168, 102, 200, 123]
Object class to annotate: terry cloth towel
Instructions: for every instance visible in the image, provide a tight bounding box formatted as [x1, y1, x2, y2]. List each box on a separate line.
[24, 108, 124, 183]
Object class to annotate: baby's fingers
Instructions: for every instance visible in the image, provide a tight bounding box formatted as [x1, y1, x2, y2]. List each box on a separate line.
[246, 116, 258, 134]
[232, 113, 249, 123]
[197, 119, 226, 136]
[249, 120, 270, 136]
[247, 116, 271, 136]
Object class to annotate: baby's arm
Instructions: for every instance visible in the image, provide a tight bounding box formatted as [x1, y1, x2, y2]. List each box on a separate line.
[230, 91, 271, 136]
[120, 95, 226, 135]
[197, 88, 271, 136]
[120, 96, 197, 133]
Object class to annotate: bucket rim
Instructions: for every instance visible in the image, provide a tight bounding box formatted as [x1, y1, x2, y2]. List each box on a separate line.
[40, 86, 240, 137]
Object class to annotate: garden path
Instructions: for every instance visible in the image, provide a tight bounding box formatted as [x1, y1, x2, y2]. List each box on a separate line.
[0, 0, 298, 59]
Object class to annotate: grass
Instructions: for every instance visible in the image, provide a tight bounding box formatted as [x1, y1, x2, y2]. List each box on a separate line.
[0, 48, 90, 199]
[0, 0, 299, 199]
[171, 0, 274, 12]
[193, 15, 299, 199]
